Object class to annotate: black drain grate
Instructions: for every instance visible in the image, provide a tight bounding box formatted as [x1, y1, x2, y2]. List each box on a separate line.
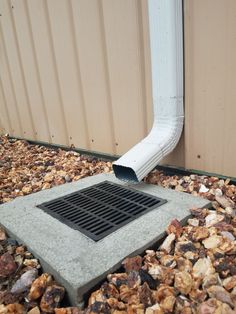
[37, 181, 167, 241]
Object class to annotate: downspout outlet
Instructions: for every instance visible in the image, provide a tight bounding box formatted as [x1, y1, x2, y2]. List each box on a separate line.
[113, 0, 184, 182]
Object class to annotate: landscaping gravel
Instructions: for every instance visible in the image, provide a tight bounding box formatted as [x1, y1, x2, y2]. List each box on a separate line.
[0, 136, 112, 204]
[1, 135, 236, 313]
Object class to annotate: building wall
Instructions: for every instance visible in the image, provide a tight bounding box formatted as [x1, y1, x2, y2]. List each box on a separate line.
[0, 0, 153, 156]
[184, 0, 236, 177]
[0, 0, 236, 177]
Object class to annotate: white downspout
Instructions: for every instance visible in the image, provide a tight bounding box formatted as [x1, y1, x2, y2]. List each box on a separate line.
[113, 0, 184, 182]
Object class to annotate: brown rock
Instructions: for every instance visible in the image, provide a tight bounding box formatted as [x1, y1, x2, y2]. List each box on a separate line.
[126, 304, 144, 314]
[0, 291, 19, 305]
[159, 255, 176, 269]
[222, 275, 236, 291]
[127, 271, 141, 289]
[107, 273, 128, 287]
[55, 308, 81, 314]
[88, 290, 105, 305]
[174, 296, 192, 314]
[15, 246, 26, 256]
[139, 282, 153, 307]
[218, 238, 235, 253]
[213, 258, 231, 278]
[0, 304, 7, 314]
[122, 256, 143, 273]
[214, 221, 234, 232]
[106, 298, 126, 310]
[192, 227, 209, 241]
[197, 298, 217, 314]
[0, 253, 17, 277]
[160, 295, 176, 313]
[119, 285, 138, 304]
[189, 289, 207, 303]
[153, 285, 175, 303]
[175, 241, 197, 256]
[145, 304, 163, 314]
[177, 258, 193, 273]
[27, 306, 41, 314]
[174, 271, 193, 295]
[6, 304, 24, 314]
[215, 195, 235, 209]
[218, 302, 236, 314]
[202, 274, 221, 290]
[148, 265, 164, 281]
[84, 301, 110, 314]
[100, 282, 119, 299]
[28, 273, 52, 300]
[40, 284, 65, 313]
[0, 227, 7, 241]
[207, 285, 234, 308]
[23, 259, 39, 268]
[166, 219, 183, 237]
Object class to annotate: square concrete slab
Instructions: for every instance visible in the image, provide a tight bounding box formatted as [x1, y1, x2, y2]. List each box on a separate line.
[0, 174, 210, 306]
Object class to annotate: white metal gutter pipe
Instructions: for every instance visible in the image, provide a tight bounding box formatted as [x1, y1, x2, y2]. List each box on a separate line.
[113, 0, 184, 182]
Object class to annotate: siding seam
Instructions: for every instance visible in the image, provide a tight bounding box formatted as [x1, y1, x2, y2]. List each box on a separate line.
[99, 0, 117, 155]
[25, 0, 51, 142]
[67, 0, 90, 149]
[0, 75, 13, 134]
[44, 0, 70, 146]
[0, 14, 23, 136]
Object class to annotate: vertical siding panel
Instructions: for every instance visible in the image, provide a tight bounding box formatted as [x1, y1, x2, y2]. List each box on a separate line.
[222, 1, 236, 176]
[98, 1, 117, 155]
[185, 0, 236, 177]
[0, 4, 35, 139]
[0, 78, 12, 134]
[71, 0, 115, 154]
[139, 0, 153, 133]
[0, 23, 22, 136]
[101, 0, 146, 155]
[8, 0, 50, 141]
[26, 0, 68, 145]
[68, 0, 90, 150]
[45, 0, 88, 148]
[134, 0, 148, 136]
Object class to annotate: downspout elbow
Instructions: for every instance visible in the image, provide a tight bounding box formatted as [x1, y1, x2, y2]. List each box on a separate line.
[113, 114, 184, 183]
[113, 0, 184, 183]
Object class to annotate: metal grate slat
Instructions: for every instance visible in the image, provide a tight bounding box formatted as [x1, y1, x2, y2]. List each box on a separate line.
[37, 181, 167, 241]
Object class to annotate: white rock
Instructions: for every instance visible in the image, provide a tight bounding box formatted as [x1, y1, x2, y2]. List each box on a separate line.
[188, 218, 199, 227]
[160, 233, 175, 253]
[199, 184, 209, 193]
[202, 235, 222, 249]
[205, 213, 224, 227]
[214, 188, 223, 197]
[192, 257, 215, 278]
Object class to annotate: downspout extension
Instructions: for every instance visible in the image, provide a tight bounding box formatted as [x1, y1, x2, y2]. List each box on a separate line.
[113, 0, 184, 182]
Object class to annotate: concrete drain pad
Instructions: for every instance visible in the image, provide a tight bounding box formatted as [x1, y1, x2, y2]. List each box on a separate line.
[0, 173, 210, 305]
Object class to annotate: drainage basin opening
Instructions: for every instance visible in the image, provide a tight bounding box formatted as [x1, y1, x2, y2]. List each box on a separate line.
[37, 181, 167, 241]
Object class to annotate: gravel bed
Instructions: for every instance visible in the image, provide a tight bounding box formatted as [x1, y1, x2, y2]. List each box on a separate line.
[0, 136, 112, 204]
[1, 136, 236, 313]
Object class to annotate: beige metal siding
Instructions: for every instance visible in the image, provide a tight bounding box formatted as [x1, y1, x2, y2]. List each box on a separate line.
[0, 0, 153, 156]
[184, 0, 236, 177]
[0, 0, 236, 177]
